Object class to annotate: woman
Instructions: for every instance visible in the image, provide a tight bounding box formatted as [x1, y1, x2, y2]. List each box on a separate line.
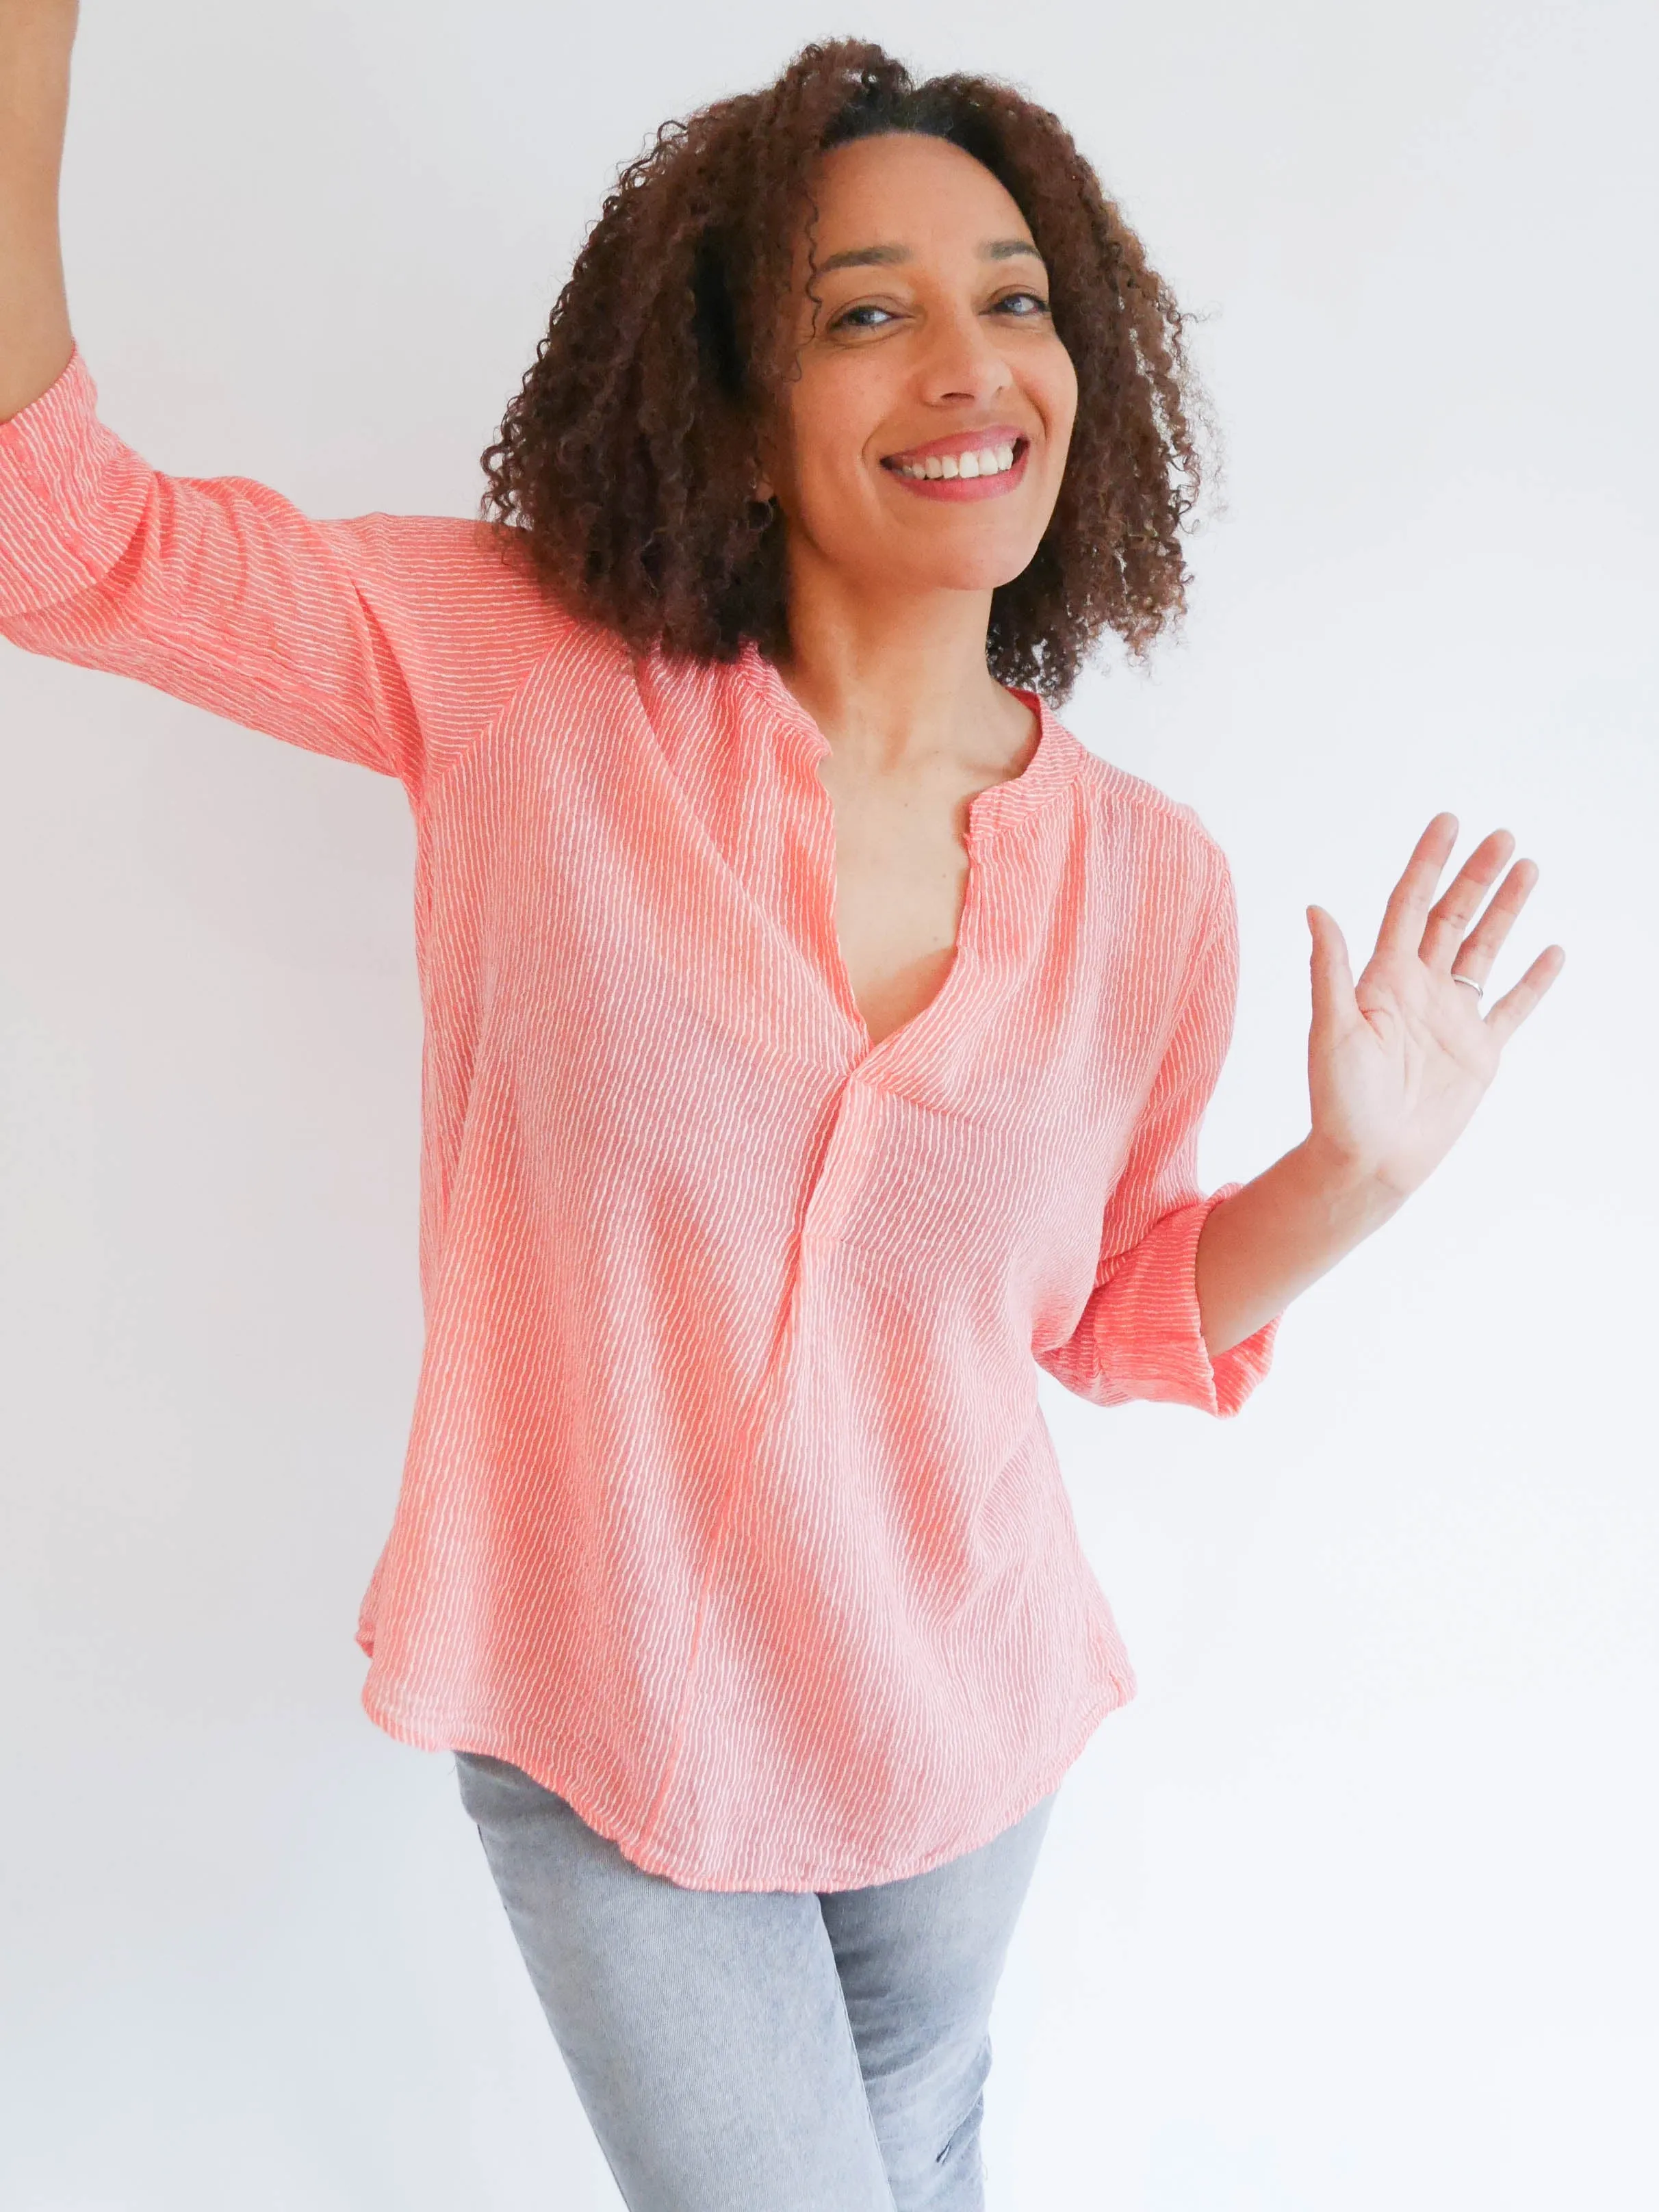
[0, 16, 1562, 2210]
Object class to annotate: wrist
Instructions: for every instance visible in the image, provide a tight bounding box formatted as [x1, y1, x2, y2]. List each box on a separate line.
[1283, 1131, 1410, 1233]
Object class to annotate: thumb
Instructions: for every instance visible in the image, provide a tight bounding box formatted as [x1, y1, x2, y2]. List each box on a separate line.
[1306, 904, 1356, 1037]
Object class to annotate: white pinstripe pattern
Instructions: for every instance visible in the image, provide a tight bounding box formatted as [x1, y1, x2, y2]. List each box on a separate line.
[1, 351, 1281, 1892]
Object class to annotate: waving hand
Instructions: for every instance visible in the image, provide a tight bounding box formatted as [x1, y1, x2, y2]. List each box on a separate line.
[1305, 813, 1566, 1200]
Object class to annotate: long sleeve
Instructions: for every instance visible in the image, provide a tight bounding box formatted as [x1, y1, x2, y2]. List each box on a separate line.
[1037, 847, 1282, 1418]
[0, 348, 562, 803]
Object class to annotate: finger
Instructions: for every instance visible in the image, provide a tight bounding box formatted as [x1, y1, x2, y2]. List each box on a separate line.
[1376, 812, 1460, 962]
[1446, 857, 1540, 991]
[1484, 942, 1566, 1046]
[1419, 827, 1515, 971]
[1307, 904, 1357, 1037]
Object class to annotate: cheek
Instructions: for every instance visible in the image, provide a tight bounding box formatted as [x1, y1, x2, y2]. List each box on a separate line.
[784, 378, 878, 512]
[1040, 346, 1080, 455]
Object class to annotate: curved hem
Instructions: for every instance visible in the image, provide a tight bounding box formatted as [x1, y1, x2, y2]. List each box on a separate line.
[363, 1671, 1135, 1893]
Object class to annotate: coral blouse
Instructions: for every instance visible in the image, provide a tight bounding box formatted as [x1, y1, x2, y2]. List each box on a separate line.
[0, 350, 1281, 1891]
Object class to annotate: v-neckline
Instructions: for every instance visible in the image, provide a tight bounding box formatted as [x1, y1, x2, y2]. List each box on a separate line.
[828, 802, 990, 1066]
[736, 646, 1068, 1068]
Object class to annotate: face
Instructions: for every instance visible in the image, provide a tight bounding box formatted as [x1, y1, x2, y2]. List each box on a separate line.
[755, 132, 1079, 602]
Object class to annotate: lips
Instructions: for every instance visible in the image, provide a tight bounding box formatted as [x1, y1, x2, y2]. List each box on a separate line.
[882, 424, 1029, 465]
[884, 426, 1026, 489]
[880, 437, 1033, 500]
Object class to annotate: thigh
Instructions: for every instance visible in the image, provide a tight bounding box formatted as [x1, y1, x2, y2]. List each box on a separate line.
[454, 1752, 896, 2212]
[819, 1792, 1057, 2212]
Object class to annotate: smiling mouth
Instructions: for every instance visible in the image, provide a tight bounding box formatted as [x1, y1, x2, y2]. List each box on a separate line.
[881, 437, 1028, 483]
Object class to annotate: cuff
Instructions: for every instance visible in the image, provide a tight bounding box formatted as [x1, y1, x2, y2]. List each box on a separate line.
[0, 346, 149, 618]
[1096, 1182, 1283, 1418]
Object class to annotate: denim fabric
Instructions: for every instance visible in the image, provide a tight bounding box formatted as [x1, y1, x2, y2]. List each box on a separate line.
[454, 1752, 1057, 2211]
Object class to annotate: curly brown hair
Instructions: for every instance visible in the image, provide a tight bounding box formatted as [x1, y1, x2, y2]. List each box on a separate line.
[480, 38, 1203, 704]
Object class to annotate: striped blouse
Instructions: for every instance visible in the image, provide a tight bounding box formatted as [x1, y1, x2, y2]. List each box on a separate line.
[0, 349, 1281, 1892]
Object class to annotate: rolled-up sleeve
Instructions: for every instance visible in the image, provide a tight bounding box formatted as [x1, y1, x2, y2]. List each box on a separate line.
[0, 348, 559, 799]
[1038, 849, 1281, 1417]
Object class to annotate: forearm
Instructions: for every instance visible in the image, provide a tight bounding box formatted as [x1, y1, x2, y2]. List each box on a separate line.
[0, 0, 78, 423]
[1195, 1135, 1405, 1358]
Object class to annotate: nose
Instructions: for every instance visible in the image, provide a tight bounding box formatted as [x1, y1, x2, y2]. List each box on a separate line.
[915, 299, 1016, 408]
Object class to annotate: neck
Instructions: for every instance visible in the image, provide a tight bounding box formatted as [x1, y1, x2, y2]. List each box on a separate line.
[771, 556, 1030, 778]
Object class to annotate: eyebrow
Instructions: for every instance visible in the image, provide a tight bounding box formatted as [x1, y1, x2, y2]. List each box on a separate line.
[814, 238, 1044, 275]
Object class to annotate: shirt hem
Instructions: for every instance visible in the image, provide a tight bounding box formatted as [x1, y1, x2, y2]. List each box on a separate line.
[362, 1669, 1135, 1893]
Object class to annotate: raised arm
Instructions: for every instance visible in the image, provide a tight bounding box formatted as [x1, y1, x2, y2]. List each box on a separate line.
[0, 0, 77, 424]
[0, 2, 565, 795]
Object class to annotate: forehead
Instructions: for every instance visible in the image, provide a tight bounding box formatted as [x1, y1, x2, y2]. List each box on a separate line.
[800, 133, 1033, 261]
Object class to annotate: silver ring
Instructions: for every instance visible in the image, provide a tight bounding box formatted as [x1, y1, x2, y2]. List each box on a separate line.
[1451, 973, 1484, 1000]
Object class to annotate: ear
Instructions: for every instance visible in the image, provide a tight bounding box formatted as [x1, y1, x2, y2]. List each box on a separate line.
[750, 426, 778, 508]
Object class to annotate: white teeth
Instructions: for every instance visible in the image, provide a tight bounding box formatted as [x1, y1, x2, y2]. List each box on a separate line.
[891, 441, 1022, 480]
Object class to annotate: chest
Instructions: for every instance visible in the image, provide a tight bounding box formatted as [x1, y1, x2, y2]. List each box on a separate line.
[428, 658, 1199, 1131]
[814, 756, 990, 1049]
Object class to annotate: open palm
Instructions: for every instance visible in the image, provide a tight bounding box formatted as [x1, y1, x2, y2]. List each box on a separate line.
[1307, 813, 1565, 1200]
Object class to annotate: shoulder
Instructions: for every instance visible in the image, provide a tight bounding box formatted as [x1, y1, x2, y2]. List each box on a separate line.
[325, 513, 565, 626]
[1058, 726, 1233, 918]
[322, 514, 632, 691]
[313, 517, 637, 767]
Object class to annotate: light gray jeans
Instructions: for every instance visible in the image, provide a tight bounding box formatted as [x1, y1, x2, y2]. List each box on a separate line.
[453, 1751, 1057, 2211]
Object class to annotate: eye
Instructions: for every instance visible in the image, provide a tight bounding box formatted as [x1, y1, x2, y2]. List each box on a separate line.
[825, 289, 1052, 336]
[992, 290, 1052, 318]
[828, 303, 901, 333]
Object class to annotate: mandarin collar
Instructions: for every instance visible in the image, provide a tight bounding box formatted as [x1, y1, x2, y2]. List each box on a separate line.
[733, 639, 1078, 827]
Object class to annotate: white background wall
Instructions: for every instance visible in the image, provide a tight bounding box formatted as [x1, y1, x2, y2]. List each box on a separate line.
[1, 1, 1652, 2205]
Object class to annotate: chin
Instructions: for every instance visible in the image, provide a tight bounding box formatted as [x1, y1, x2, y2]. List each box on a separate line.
[934, 552, 1041, 593]
[877, 539, 1045, 596]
